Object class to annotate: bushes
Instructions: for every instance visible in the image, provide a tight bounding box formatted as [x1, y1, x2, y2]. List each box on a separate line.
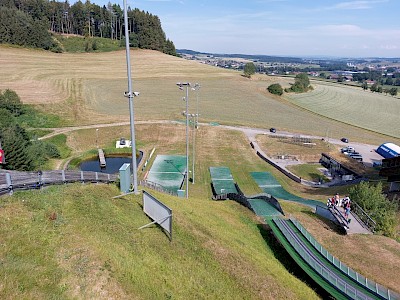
[267, 83, 283, 96]
[285, 73, 313, 93]
[349, 181, 398, 238]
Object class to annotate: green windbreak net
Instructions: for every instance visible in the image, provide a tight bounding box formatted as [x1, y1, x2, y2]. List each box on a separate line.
[146, 155, 186, 192]
[251, 172, 323, 209]
[209, 167, 238, 195]
[248, 199, 282, 217]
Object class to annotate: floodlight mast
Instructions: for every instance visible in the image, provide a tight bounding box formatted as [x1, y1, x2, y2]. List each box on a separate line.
[177, 82, 190, 199]
[191, 83, 200, 184]
[123, 0, 138, 194]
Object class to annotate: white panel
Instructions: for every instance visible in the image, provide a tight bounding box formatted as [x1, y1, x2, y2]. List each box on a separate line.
[143, 191, 172, 237]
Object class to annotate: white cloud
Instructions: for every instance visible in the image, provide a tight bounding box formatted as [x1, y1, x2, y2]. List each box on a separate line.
[334, 0, 388, 10]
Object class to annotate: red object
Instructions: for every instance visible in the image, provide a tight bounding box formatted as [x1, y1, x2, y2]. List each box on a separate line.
[0, 149, 4, 164]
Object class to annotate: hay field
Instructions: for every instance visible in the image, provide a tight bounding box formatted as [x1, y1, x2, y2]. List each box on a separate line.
[0, 45, 398, 144]
[286, 80, 400, 139]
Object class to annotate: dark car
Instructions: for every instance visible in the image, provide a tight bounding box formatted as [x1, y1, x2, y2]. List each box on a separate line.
[341, 137, 349, 143]
[270, 128, 276, 133]
[120, 137, 126, 145]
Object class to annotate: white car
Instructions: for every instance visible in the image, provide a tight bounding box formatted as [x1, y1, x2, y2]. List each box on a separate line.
[341, 146, 355, 153]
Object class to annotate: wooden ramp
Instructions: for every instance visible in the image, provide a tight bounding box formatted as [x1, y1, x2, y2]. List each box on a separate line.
[98, 149, 106, 167]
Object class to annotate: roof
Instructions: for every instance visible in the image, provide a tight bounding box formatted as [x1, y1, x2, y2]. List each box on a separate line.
[377, 143, 400, 159]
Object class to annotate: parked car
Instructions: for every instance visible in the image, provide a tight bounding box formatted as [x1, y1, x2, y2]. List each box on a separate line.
[341, 137, 349, 143]
[270, 128, 276, 133]
[341, 146, 355, 153]
[120, 137, 126, 145]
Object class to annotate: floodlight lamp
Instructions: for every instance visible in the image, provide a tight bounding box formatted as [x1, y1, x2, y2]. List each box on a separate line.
[182, 97, 186, 101]
[133, 91, 140, 97]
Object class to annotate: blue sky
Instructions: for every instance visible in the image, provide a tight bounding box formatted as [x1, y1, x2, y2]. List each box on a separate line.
[92, 0, 399, 57]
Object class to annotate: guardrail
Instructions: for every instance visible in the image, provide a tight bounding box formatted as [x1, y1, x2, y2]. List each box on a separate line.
[139, 180, 178, 196]
[273, 218, 377, 300]
[290, 218, 398, 300]
[0, 170, 117, 196]
[255, 151, 302, 183]
[351, 201, 377, 233]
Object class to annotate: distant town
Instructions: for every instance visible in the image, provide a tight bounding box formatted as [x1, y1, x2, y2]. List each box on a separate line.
[178, 49, 400, 89]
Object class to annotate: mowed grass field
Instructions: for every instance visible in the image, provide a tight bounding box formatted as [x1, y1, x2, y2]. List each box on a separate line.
[286, 80, 400, 139]
[1, 45, 399, 146]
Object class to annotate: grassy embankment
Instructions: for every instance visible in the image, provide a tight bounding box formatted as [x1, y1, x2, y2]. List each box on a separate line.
[53, 34, 124, 53]
[1, 184, 324, 299]
[1, 45, 399, 146]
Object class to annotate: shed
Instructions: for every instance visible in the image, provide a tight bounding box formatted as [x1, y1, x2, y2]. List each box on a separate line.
[376, 143, 400, 159]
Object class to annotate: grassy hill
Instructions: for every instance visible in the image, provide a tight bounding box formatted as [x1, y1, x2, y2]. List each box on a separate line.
[1, 183, 399, 299]
[53, 34, 124, 53]
[0, 184, 322, 299]
[0, 45, 399, 145]
[1, 46, 400, 298]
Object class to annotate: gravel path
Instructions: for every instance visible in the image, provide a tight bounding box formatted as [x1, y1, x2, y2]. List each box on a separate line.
[40, 121, 383, 171]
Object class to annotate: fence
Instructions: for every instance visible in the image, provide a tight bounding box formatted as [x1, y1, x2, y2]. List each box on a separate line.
[0, 170, 117, 196]
[351, 201, 377, 233]
[256, 151, 302, 183]
[273, 218, 377, 300]
[290, 218, 397, 299]
[140, 180, 178, 196]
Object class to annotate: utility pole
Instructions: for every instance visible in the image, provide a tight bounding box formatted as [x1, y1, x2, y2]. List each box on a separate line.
[177, 82, 190, 199]
[191, 83, 200, 184]
[123, 0, 139, 194]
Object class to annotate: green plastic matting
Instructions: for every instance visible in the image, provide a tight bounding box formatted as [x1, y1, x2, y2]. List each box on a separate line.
[147, 155, 186, 192]
[209, 167, 238, 195]
[248, 198, 282, 217]
[251, 172, 323, 209]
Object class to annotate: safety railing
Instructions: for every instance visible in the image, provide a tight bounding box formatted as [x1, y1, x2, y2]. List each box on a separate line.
[273, 218, 375, 300]
[351, 202, 377, 233]
[290, 218, 398, 300]
[0, 170, 117, 196]
[139, 180, 178, 196]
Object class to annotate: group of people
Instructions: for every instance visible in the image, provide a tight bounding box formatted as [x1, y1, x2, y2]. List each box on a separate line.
[327, 193, 352, 223]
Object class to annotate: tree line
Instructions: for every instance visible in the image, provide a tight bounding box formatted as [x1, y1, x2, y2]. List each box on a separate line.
[0, 0, 176, 55]
[0, 89, 61, 171]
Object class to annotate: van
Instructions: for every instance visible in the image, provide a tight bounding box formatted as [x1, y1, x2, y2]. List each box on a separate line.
[349, 154, 363, 162]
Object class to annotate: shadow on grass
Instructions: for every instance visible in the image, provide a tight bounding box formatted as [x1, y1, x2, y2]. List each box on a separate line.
[257, 223, 335, 300]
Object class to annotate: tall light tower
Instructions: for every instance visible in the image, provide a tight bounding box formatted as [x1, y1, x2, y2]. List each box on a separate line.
[123, 0, 139, 194]
[177, 82, 190, 199]
[191, 83, 200, 184]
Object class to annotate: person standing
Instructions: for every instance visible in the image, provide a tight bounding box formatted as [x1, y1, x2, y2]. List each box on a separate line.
[345, 201, 351, 223]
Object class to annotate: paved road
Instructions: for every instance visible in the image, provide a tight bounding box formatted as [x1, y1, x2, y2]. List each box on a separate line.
[39, 120, 383, 168]
[220, 125, 382, 166]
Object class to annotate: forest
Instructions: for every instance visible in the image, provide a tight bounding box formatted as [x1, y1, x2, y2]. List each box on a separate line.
[0, 0, 176, 55]
[0, 89, 62, 171]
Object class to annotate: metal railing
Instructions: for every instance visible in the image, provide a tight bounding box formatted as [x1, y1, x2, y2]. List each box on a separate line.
[0, 170, 117, 196]
[274, 218, 375, 300]
[290, 218, 398, 300]
[139, 180, 178, 196]
[351, 201, 377, 233]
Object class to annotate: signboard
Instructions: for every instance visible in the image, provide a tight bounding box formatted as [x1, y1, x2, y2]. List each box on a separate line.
[140, 190, 172, 240]
[0, 149, 4, 164]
